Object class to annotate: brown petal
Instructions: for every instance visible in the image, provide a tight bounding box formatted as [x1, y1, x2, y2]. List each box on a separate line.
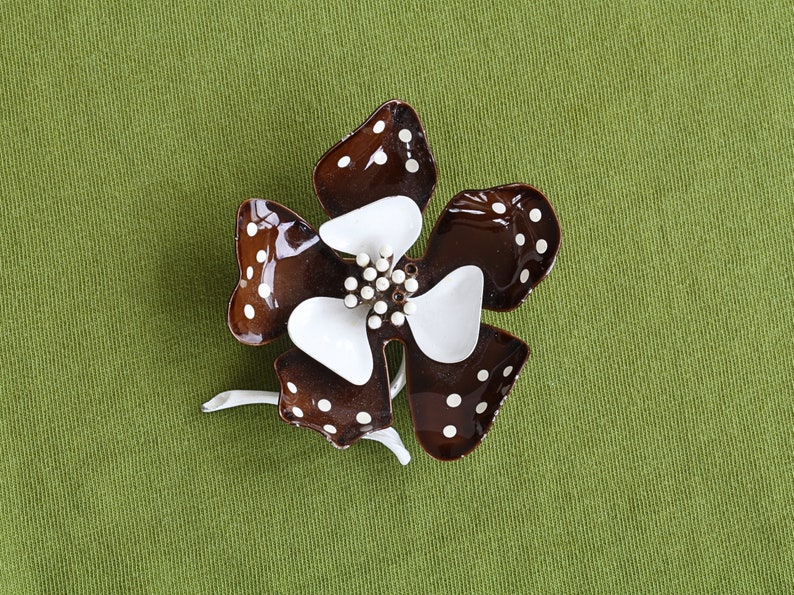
[404, 324, 529, 460]
[417, 184, 561, 311]
[275, 345, 392, 448]
[313, 100, 437, 219]
[228, 199, 351, 345]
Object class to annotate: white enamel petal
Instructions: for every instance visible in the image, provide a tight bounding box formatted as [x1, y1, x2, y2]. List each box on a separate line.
[406, 265, 484, 363]
[287, 297, 373, 385]
[319, 195, 422, 263]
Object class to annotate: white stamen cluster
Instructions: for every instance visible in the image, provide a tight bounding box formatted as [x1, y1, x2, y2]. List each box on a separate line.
[342, 244, 420, 330]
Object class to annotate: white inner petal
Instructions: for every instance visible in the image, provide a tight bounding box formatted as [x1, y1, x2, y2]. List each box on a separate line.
[406, 265, 483, 363]
[287, 297, 373, 386]
[319, 195, 422, 263]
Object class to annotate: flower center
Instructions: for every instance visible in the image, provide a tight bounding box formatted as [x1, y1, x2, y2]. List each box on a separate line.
[342, 244, 419, 330]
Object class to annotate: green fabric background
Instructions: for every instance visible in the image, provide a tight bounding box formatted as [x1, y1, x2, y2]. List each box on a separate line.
[1, 1, 791, 592]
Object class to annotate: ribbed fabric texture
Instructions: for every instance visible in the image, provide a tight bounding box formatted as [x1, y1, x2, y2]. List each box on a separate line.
[1, 1, 791, 592]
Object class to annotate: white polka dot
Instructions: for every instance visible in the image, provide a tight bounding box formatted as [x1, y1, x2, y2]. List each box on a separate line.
[405, 159, 419, 173]
[344, 277, 358, 291]
[403, 301, 416, 315]
[356, 253, 370, 267]
[257, 283, 271, 299]
[243, 304, 255, 319]
[246, 222, 258, 237]
[529, 208, 542, 222]
[391, 311, 405, 326]
[477, 369, 489, 382]
[404, 278, 419, 293]
[373, 300, 387, 314]
[398, 129, 412, 143]
[287, 382, 297, 393]
[318, 399, 332, 412]
[502, 366, 514, 377]
[475, 402, 488, 414]
[356, 411, 372, 424]
[379, 244, 393, 258]
[373, 149, 387, 165]
[375, 258, 389, 272]
[292, 406, 304, 418]
[360, 286, 375, 300]
[245, 266, 253, 280]
[536, 239, 548, 254]
[442, 425, 457, 438]
[373, 120, 385, 133]
[376, 277, 390, 291]
[492, 203, 506, 214]
[391, 269, 406, 284]
[367, 315, 382, 330]
[515, 233, 525, 246]
[323, 424, 337, 434]
[363, 267, 377, 281]
[337, 155, 351, 168]
[256, 250, 266, 263]
[520, 269, 530, 283]
[344, 294, 358, 308]
[446, 393, 462, 408]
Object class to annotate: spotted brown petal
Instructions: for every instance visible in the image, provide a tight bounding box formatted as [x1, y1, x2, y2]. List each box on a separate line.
[275, 345, 392, 448]
[404, 324, 529, 461]
[228, 199, 350, 345]
[418, 184, 561, 311]
[313, 100, 437, 219]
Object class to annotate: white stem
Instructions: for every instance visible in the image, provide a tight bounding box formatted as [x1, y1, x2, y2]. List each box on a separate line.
[362, 427, 411, 465]
[390, 349, 406, 399]
[201, 390, 279, 412]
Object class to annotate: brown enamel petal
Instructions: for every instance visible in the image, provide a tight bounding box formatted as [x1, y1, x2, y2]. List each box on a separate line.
[228, 199, 350, 345]
[275, 345, 392, 448]
[313, 100, 437, 219]
[404, 324, 529, 461]
[418, 184, 561, 311]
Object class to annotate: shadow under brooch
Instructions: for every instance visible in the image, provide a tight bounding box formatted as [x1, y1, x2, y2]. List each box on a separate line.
[202, 100, 561, 464]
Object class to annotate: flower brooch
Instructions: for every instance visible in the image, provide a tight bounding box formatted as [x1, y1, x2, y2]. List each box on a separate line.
[202, 100, 560, 464]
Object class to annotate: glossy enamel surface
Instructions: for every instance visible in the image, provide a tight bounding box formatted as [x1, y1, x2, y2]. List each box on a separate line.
[287, 296, 373, 386]
[275, 345, 392, 448]
[222, 100, 560, 461]
[228, 199, 351, 345]
[405, 265, 483, 363]
[318, 195, 423, 264]
[420, 184, 561, 311]
[405, 324, 529, 460]
[313, 100, 437, 218]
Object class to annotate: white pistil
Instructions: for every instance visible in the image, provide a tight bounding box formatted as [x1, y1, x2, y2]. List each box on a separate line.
[363, 267, 377, 281]
[403, 302, 417, 315]
[404, 278, 419, 293]
[391, 269, 406, 284]
[368, 315, 382, 330]
[375, 277, 390, 291]
[344, 277, 358, 291]
[344, 294, 358, 308]
[356, 253, 370, 267]
[390, 311, 405, 326]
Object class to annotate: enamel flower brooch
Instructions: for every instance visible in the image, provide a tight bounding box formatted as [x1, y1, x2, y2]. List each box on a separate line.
[202, 100, 560, 464]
